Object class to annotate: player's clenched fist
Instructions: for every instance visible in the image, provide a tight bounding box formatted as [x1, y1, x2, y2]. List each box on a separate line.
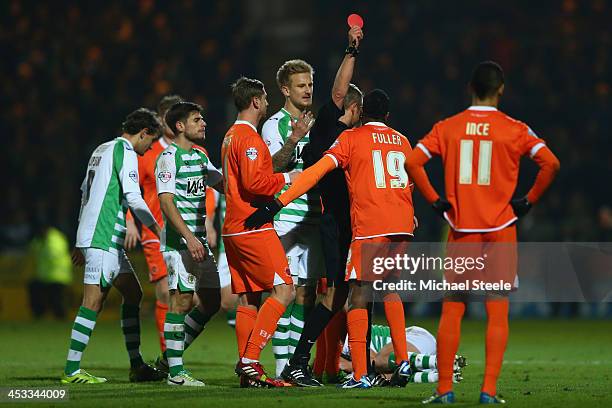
[245, 199, 283, 229]
[349, 25, 364, 47]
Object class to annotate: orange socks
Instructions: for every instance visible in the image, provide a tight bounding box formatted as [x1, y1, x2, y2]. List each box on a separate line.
[325, 310, 346, 376]
[243, 297, 286, 361]
[436, 301, 466, 395]
[312, 326, 327, 377]
[155, 300, 168, 352]
[482, 299, 509, 396]
[383, 293, 407, 364]
[236, 305, 257, 357]
[347, 308, 369, 380]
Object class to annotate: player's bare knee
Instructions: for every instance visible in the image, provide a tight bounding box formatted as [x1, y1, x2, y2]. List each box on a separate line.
[220, 293, 237, 312]
[170, 291, 193, 314]
[273, 283, 296, 306]
[82, 284, 105, 312]
[155, 280, 170, 304]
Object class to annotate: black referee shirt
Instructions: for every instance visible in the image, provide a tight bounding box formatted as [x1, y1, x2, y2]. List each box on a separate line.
[302, 99, 351, 230]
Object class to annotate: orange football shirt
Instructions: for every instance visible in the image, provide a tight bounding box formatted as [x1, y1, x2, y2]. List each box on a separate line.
[325, 122, 415, 239]
[221, 120, 287, 236]
[417, 106, 546, 232]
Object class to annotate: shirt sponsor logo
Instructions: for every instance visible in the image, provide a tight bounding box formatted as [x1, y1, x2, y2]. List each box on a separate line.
[186, 176, 205, 198]
[158, 171, 172, 183]
[246, 147, 258, 160]
[89, 156, 101, 167]
[129, 170, 138, 183]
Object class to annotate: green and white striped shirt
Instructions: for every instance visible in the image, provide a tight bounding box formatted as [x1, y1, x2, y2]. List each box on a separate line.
[262, 108, 321, 225]
[155, 143, 223, 252]
[76, 137, 141, 252]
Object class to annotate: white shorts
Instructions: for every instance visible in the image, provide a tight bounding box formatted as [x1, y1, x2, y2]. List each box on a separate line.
[342, 325, 437, 358]
[82, 247, 134, 288]
[406, 326, 437, 355]
[275, 221, 324, 286]
[163, 248, 220, 292]
[217, 251, 231, 289]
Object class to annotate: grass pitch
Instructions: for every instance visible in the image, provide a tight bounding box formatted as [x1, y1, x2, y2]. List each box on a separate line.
[1, 317, 610, 407]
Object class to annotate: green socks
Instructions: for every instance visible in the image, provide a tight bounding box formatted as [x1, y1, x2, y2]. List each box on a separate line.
[164, 313, 186, 376]
[65, 306, 98, 375]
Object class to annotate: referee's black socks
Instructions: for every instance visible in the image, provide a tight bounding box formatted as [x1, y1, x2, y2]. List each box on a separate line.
[290, 303, 335, 363]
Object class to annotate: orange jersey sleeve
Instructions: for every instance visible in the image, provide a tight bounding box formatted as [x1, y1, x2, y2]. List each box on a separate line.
[221, 122, 286, 235]
[405, 147, 439, 204]
[416, 107, 549, 232]
[278, 156, 336, 206]
[126, 139, 167, 240]
[325, 123, 415, 239]
[205, 187, 216, 218]
[526, 147, 560, 203]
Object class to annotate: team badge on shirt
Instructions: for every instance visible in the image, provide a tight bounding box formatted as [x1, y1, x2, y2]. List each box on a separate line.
[129, 170, 138, 183]
[158, 171, 172, 183]
[246, 147, 258, 160]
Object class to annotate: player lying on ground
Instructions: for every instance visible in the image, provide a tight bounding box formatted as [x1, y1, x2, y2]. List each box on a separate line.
[338, 325, 466, 385]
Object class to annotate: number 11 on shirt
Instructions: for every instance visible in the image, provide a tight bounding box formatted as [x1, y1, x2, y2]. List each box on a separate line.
[459, 140, 492, 185]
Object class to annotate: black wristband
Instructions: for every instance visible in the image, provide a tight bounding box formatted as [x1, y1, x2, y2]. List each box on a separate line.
[345, 45, 359, 56]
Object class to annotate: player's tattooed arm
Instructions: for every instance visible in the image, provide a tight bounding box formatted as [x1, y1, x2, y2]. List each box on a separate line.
[272, 111, 315, 172]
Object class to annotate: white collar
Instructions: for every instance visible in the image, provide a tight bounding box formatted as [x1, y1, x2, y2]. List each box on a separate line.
[117, 136, 134, 148]
[159, 137, 170, 149]
[365, 121, 386, 126]
[468, 106, 497, 111]
[234, 120, 257, 132]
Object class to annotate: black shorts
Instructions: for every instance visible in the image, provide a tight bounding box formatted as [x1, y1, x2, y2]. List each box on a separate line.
[319, 212, 351, 288]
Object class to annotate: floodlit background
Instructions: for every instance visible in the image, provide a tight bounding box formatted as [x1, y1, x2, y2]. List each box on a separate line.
[1, 0, 610, 319]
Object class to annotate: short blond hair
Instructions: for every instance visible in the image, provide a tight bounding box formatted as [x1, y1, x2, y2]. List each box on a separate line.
[276, 59, 314, 89]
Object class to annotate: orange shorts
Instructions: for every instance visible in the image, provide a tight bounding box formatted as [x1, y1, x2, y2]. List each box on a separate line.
[143, 240, 168, 282]
[345, 235, 412, 282]
[223, 229, 292, 294]
[445, 225, 517, 288]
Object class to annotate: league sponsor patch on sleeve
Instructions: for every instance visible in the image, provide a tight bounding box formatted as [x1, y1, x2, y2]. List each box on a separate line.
[246, 147, 258, 160]
[158, 171, 172, 183]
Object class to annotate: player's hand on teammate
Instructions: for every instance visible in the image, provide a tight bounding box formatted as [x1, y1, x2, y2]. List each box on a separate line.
[511, 197, 532, 217]
[348, 25, 364, 47]
[244, 199, 283, 229]
[288, 170, 301, 184]
[124, 218, 141, 250]
[432, 197, 451, 218]
[289, 111, 315, 143]
[186, 235, 207, 263]
[71, 248, 85, 266]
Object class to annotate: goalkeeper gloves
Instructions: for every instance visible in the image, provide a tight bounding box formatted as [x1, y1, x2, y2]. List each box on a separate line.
[511, 197, 532, 217]
[244, 199, 283, 229]
[432, 198, 451, 218]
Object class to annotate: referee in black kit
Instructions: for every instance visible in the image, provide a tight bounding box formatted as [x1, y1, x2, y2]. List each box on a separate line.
[279, 25, 365, 387]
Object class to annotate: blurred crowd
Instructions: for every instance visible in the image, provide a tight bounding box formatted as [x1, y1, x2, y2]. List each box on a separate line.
[2, 0, 611, 252]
